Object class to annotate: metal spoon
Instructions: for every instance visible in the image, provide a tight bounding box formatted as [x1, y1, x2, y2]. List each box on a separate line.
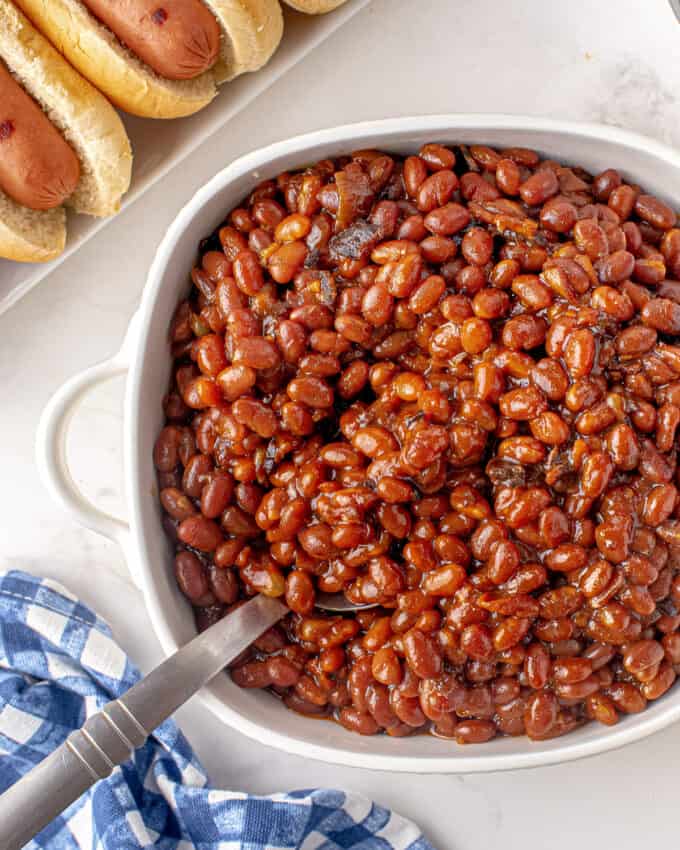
[0, 590, 371, 850]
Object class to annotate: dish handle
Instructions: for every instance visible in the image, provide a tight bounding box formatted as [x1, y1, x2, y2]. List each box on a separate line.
[35, 314, 140, 577]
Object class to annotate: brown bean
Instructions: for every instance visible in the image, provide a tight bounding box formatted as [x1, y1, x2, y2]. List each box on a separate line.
[524, 691, 558, 739]
[403, 629, 442, 679]
[417, 171, 458, 212]
[635, 194, 677, 230]
[641, 298, 680, 334]
[160, 487, 197, 521]
[175, 551, 210, 603]
[288, 376, 333, 408]
[519, 169, 559, 205]
[454, 720, 496, 744]
[424, 202, 470, 235]
[177, 516, 223, 552]
[233, 251, 264, 295]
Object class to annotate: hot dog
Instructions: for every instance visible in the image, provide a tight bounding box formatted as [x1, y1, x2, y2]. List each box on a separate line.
[0, 61, 80, 211]
[14, 0, 285, 118]
[0, 0, 131, 263]
[79, 0, 221, 81]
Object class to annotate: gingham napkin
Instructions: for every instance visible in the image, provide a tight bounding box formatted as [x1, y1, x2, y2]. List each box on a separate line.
[0, 570, 433, 850]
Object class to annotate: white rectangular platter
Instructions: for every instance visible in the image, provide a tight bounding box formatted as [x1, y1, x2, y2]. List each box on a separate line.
[0, 0, 369, 316]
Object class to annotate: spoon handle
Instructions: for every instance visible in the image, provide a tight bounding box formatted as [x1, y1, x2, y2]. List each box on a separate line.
[0, 595, 287, 850]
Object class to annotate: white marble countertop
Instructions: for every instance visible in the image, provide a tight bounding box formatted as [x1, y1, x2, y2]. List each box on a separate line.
[3, 0, 680, 846]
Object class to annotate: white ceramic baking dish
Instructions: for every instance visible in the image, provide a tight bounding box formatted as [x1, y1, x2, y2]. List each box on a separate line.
[37, 115, 680, 773]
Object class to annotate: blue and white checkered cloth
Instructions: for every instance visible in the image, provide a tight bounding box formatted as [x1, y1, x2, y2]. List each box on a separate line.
[0, 570, 434, 850]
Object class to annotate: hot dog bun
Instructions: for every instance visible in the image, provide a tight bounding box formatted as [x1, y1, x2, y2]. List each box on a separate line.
[14, 0, 283, 118]
[0, 0, 132, 262]
[0, 195, 66, 264]
[206, 0, 284, 84]
[282, 0, 348, 13]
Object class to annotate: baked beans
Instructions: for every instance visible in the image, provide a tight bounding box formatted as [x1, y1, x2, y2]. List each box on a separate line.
[155, 141, 680, 744]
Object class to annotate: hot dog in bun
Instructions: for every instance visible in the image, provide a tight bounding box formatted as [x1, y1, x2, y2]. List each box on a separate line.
[0, 0, 132, 263]
[14, 0, 284, 118]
